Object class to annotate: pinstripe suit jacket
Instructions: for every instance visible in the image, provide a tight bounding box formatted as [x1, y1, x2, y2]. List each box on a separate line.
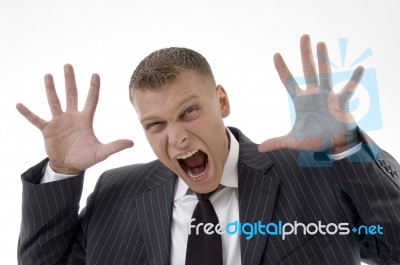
[18, 127, 400, 265]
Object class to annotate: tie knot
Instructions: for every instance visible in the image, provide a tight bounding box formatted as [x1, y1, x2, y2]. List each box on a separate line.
[195, 185, 220, 200]
[196, 192, 212, 200]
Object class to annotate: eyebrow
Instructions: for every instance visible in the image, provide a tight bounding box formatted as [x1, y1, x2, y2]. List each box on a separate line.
[139, 94, 201, 124]
[175, 94, 200, 108]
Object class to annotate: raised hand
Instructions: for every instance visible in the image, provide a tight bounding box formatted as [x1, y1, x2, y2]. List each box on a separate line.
[259, 35, 364, 154]
[16, 64, 134, 175]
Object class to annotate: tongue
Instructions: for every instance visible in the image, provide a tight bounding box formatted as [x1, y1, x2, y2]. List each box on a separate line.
[184, 151, 207, 167]
[183, 151, 207, 175]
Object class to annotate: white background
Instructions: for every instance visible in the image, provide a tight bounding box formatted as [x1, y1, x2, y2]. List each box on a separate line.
[1, 0, 399, 263]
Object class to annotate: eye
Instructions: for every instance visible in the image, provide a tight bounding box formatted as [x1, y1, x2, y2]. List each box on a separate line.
[181, 105, 200, 121]
[146, 122, 165, 133]
[184, 106, 198, 115]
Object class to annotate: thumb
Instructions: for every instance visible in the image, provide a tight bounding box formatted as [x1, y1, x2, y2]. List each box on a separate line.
[258, 135, 290, 153]
[100, 139, 134, 159]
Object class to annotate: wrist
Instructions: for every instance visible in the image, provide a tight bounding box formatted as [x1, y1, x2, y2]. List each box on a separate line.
[49, 162, 83, 175]
[330, 132, 361, 155]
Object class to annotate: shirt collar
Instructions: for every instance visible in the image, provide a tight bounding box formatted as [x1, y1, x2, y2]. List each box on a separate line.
[173, 128, 239, 201]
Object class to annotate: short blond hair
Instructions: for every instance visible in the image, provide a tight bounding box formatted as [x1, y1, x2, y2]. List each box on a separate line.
[129, 47, 215, 102]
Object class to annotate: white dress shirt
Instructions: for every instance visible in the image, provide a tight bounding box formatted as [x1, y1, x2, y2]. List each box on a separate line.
[170, 130, 241, 265]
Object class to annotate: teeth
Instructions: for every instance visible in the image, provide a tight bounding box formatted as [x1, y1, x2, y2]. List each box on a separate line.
[176, 150, 208, 180]
[187, 171, 205, 179]
[177, 149, 198, 160]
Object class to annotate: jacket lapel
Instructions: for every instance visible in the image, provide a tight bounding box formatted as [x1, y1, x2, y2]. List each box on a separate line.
[230, 127, 281, 265]
[136, 162, 177, 265]
[136, 127, 280, 265]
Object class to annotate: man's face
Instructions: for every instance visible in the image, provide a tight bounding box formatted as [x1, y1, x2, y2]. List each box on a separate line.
[133, 71, 230, 194]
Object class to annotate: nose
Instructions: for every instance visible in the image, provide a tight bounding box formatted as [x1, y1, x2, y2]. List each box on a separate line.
[168, 123, 188, 147]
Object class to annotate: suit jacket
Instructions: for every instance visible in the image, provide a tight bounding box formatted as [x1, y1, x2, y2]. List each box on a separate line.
[18, 127, 400, 265]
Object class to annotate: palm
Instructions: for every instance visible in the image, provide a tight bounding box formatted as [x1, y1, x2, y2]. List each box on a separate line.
[16, 64, 133, 174]
[259, 35, 363, 154]
[42, 112, 102, 173]
[289, 87, 356, 151]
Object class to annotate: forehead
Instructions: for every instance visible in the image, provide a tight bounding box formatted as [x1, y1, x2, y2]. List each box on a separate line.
[133, 71, 213, 117]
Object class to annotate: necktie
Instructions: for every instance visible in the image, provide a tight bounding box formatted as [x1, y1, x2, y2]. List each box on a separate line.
[185, 189, 223, 265]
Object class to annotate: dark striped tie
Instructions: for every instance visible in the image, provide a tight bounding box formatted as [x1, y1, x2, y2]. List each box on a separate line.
[185, 189, 223, 265]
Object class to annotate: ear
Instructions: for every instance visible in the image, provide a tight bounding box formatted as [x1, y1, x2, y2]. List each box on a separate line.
[216, 85, 230, 118]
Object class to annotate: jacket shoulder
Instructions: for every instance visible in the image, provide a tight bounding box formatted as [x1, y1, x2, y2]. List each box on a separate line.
[94, 159, 173, 195]
[102, 159, 165, 179]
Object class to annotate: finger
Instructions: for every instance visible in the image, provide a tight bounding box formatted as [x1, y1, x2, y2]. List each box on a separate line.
[16, 103, 47, 130]
[83, 73, 100, 119]
[99, 139, 134, 160]
[274, 53, 301, 98]
[258, 135, 290, 153]
[64, 64, 78, 111]
[300, 34, 318, 90]
[339, 66, 364, 103]
[316, 42, 333, 91]
[44, 74, 63, 116]
[258, 134, 324, 152]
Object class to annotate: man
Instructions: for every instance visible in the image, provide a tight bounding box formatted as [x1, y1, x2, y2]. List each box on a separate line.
[17, 35, 400, 264]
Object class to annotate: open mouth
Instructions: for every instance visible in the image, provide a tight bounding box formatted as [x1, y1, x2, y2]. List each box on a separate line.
[177, 150, 209, 180]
